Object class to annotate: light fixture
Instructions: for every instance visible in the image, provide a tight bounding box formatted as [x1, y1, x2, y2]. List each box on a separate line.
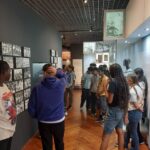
[84, 0, 88, 4]
[145, 28, 150, 31]
[125, 40, 128, 43]
[138, 34, 141, 37]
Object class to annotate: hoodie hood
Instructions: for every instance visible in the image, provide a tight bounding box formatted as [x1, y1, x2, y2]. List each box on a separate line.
[41, 77, 58, 89]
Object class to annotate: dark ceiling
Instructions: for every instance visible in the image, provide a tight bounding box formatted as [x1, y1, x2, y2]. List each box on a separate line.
[21, 0, 130, 46]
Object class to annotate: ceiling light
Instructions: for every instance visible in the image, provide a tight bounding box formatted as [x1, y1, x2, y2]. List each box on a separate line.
[125, 40, 128, 43]
[138, 34, 141, 37]
[145, 28, 150, 31]
[84, 0, 88, 4]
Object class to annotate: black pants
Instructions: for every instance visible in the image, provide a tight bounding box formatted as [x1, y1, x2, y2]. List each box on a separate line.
[38, 121, 64, 150]
[0, 137, 12, 150]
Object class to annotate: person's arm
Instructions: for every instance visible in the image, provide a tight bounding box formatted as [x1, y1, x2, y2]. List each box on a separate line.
[107, 92, 114, 104]
[107, 80, 115, 104]
[28, 87, 37, 118]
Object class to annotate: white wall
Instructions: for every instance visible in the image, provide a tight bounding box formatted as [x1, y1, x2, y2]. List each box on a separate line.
[126, 0, 150, 37]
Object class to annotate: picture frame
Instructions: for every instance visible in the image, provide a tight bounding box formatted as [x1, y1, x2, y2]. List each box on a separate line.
[24, 88, 31, 99]
[13, 69, 23, 80]
[16, 102, 24, 115]
[23, 68, 31, 78]
[24, 99, 29, 110]
[6, 82, 16, 93]
[15, 80, 23, 92]
[3, 56, 14, 68]
[15, 91, 24, 104]
[23, 47, 31, 57]
[23, 58, 30, 68]
[24, 78, 31, 89]
[1, 42, 13, 56]
[54, 57, 58, 64]
[50, 56, 54, 64]
[96, 54, 103, 63]
[104, 10, 125, 40]
[12, 45, 22, 56]
[50, 49, 55, 57]
[15, 57, 23, 68]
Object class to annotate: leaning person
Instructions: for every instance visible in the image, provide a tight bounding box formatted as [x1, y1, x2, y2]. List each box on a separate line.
[100, 63, 130, 150]
[0, 60, 16, 150]
[28, 64, 66, 150]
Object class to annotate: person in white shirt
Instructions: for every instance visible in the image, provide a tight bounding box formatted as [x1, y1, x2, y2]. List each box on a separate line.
[0, 60, 16, 150]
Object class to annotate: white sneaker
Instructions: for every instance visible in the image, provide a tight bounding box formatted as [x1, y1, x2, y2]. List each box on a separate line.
[65, 111, 68, 116]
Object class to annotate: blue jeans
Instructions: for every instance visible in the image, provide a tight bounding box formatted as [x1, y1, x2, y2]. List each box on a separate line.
[125, 110, 142, 150]
[104, 107, 124, 134]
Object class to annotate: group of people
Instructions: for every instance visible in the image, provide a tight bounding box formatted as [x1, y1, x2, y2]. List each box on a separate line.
[80, 61, 148, 150]
[0, 59, 148, 150]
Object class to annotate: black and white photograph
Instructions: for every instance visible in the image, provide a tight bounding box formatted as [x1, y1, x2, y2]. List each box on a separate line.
[1, 42, 12, 55]
[50, 56, 54, 64]
[23, 47, 31, 57]
[15, 80, 23, 92]
[15, 57, 23, 68]
[54, 57, 58, 64]
[50, 49, 55, 57]
[23, 58, 30, 68]
[3, 56, 14, 68]
[12, 45, 22, 56]
[13, 69, 23, 80]
[24, 88, 31, 99]
[15, 91, 24, 104]
[16, 102, 24, 115]
[24, 78, 31, 89]
[23, 68, 31, 78]
[24, 99, 29, 110]
[6, 82, 16, 93]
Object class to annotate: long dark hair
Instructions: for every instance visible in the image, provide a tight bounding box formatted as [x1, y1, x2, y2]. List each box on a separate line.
[109, 63, 130, 111]
[0, 60, 10, 75]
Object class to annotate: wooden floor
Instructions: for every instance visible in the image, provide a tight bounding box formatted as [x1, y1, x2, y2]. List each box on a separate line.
[23, 90, 149, 150]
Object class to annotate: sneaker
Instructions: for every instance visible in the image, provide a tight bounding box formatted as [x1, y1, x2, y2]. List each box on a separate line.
[139, 141, 145, 145]
[65, 111, 68, 116]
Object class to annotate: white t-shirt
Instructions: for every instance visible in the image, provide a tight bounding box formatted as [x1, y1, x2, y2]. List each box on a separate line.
[128, 85, 144, 111]
[0, 84, 16, 140]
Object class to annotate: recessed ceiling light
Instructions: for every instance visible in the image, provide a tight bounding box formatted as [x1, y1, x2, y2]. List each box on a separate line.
[138, 34, 141, 37]
[84, 0, 88, 4]
[145, 28, 150, 31]
[125, 40, 128, 43]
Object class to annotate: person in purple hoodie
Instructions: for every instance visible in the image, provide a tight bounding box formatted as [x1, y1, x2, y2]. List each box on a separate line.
[28, 64, 66, 150]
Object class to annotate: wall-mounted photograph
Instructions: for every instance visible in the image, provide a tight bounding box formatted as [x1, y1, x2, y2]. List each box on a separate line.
[13, 69, 23, 80]
[50, 49, 56, 57]
[1, 42, 13, 55]
[23, 68, 31, 78]
[23, 58, 30, 68]
[16, 102, 24, 115]
[23, 47, 31, 57]
[6, 82, 16, 93]
[15, 57, 23, 68]
[15, 80, 23, 92]
[54, 57, 58, 64]
[12, 45, 22, 56]
[24, 78, 31, 89]
[50, 56, 54, 64]
[3, 56, 14, 68]
[24, 88, 31, 99]
[15, 91, 24, 104]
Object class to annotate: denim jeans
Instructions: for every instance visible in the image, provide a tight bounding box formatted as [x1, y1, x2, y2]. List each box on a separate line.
[90, 92, 97, 114]
[104, 107, 124, 134]
[125, 110, 142, 150]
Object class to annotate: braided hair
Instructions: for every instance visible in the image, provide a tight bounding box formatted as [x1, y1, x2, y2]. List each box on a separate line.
[109, 63, 130, 111]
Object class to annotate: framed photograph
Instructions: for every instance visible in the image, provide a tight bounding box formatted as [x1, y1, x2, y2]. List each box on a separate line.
[104, 54, 109, 61]
[15, 80, 23, 92]
[3, 56, 14, 68]
[24, 99, 29, 110]
[15, 91, 23, 104]
[50, 49, 55, 57]
[13, 69, 23, 80]
[54, 57, 58, 64]
[1, 42, 13, 55]
[23, 68, 31, 78]
[6, 82, 16, 93]
[24, 88, 31, 99]
[24, 78, 31, 89]
[104, 10, 125, 40]
[96, 54, 103, 63]
[12, 45, 22, 56]
[23, 47, 31, 57]
[23, 58, 30, 68]
[50, 56, 54, 64]
[15, 57, 23, 68]
[16, 102, 24, 115]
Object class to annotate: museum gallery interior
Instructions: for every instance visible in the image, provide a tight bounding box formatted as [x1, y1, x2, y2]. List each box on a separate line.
[0, 0, 150, 150]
